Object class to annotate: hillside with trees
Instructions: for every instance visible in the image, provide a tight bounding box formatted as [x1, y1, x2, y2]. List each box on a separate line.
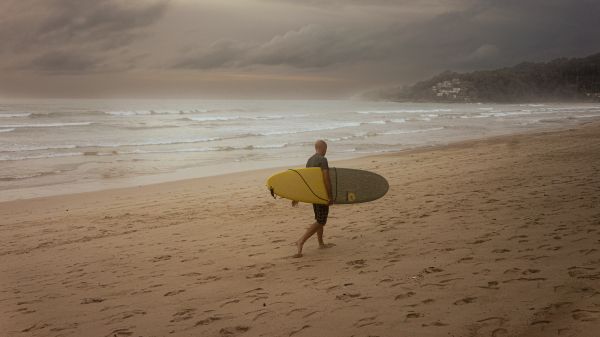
[369, 52, 600, 103]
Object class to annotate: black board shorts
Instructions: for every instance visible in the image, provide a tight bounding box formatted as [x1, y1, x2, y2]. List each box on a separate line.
[313, 204, 329, 225]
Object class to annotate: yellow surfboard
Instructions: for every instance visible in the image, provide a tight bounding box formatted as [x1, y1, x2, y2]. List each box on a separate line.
[267, 168, 329, 204]
[266, 167, 389, 205]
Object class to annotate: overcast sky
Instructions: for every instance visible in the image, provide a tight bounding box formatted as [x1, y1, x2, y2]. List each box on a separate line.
[1, 0, 598, 98]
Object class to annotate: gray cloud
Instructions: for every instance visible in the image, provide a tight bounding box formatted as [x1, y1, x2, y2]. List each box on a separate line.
[175, 0, 600, 78]
[0, 0, 169, 72]
[175, 24, 381, 69]
[175, 39, 251, 69]
[2, 0, 599, 98]
[261, 0, 464, 10]
[246, 24, 377, 68]
[27, 50, 101, 73]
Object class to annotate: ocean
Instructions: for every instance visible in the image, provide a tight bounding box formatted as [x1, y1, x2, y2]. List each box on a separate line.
[1, 99, 599, 201]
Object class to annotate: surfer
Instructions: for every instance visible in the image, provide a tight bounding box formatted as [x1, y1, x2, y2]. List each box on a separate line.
[292, 139, 334, 258]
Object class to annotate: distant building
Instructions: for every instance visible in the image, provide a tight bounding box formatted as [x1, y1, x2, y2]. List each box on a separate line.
[430, 78, 471, 101]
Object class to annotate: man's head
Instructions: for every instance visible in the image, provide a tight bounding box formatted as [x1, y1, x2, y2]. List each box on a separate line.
[315, 139, 327, 156]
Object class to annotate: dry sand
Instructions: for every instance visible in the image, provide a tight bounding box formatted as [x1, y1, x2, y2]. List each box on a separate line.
[1, 121, 600, 337]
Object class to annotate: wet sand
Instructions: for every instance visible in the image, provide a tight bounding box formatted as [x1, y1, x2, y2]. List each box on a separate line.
[1, 121, 599, 337]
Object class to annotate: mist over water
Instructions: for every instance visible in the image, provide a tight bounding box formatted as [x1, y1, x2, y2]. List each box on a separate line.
[1, 99, 599, 201]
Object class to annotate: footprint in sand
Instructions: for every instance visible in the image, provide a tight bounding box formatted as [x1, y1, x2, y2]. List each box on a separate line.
[170, 308, 195, 322]
[289, 324, 310, 336]
[346, 259, 367, 269]
[406, 312, 422, 319]
[21, 322, 50, 333]
[219, 326, 250, 336]
[220, 299, 241, 308]
[335, 293, 361, 301]
[421, 321, 448, 327]
[195, 315, 223, 326]
[151, 255, 171, 262]
[163, 289, 185, 296]
[479, 281, 500, 289]
[572, 309, 600, 322]
[422, 267, 443, 274]
[474, 317, 508, 337]
[353, 316, 381, 328]
[568, 266, 600, 280]
[286, 308, 307, 316]
[395, 291, 416, 300]
[81, 297, 105, 304]
[246, 273, 265, 279]
[107, 310, 146, 324]
[251, 311, 268, 321]
[105, 328, 134, 337]
[453, 297, 477, 305]
[491, 328, 509, 337]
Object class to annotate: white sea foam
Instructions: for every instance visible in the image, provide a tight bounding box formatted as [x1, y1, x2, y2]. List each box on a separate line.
[251, 143, 288, 149]
[1, 122, 93, 128]
[29, 111, 105, 118]
[106, 109, 214, 116]
[0, 144, 78, 152]
[186, 116, 241, 122]
[185, 115, 284, 122]
[256, 122, 361, 136]
[118, 143, 289, 155]
[459, 114, 491, 119]
[0, 172, 50, 181]
[357, 109, 452, 114]
[0, 152, 83, 161]
[0, 113, 31, 118]
[380, 127, 445, 135]
[1, 100, 598, 191]
[482, 111, 533, 117]
[95, 137, 223, 148]
[106, 111, 152, 116]
[571, 114, 600, 119]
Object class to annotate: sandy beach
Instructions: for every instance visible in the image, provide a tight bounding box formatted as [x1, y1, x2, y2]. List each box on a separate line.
[1, 121, 599, 337]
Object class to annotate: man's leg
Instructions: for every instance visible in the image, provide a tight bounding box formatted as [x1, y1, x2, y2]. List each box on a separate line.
[294, 222, 322, 258]
[316, 225, 335, 249]
[317, 225, 325, 246]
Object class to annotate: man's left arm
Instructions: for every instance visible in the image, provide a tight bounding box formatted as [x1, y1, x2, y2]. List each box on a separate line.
[321, 168, 333, 205]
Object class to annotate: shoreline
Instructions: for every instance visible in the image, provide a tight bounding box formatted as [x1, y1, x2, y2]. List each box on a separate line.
[1, 118, 597, 204]
[2, 119, 599, 336]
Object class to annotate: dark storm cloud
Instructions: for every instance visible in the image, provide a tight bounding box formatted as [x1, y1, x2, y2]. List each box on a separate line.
[2, 0, 599, 98]
[27, 51, 101, 73]
[175, 39, 250, 69]
[392, 0, 600, 70]
[175, 0, 600, 76]
[0, 0, 169, 72]
[261, 0, 455, 9]
[175, 24, 379, 69]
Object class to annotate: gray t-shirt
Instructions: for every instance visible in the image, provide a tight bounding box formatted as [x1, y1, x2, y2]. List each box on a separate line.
[306, 153, 329, 169]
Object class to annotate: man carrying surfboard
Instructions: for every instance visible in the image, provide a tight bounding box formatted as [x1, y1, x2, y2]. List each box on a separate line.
[292, 139, 334, 258]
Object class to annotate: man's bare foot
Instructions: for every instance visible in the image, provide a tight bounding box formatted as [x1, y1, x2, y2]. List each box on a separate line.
[294, 240, 303, 257]
[319, 243, 336, 249]
[292, 253, 303, 258]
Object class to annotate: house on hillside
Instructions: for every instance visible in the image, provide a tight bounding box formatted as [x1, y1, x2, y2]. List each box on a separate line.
[431, 78, 471, 101]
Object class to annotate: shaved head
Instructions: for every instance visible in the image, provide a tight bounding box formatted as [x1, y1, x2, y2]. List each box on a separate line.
[315, 139, 328, 155]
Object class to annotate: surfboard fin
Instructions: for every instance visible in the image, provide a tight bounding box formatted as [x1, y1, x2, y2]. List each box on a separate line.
[269, 187, 276, 199]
